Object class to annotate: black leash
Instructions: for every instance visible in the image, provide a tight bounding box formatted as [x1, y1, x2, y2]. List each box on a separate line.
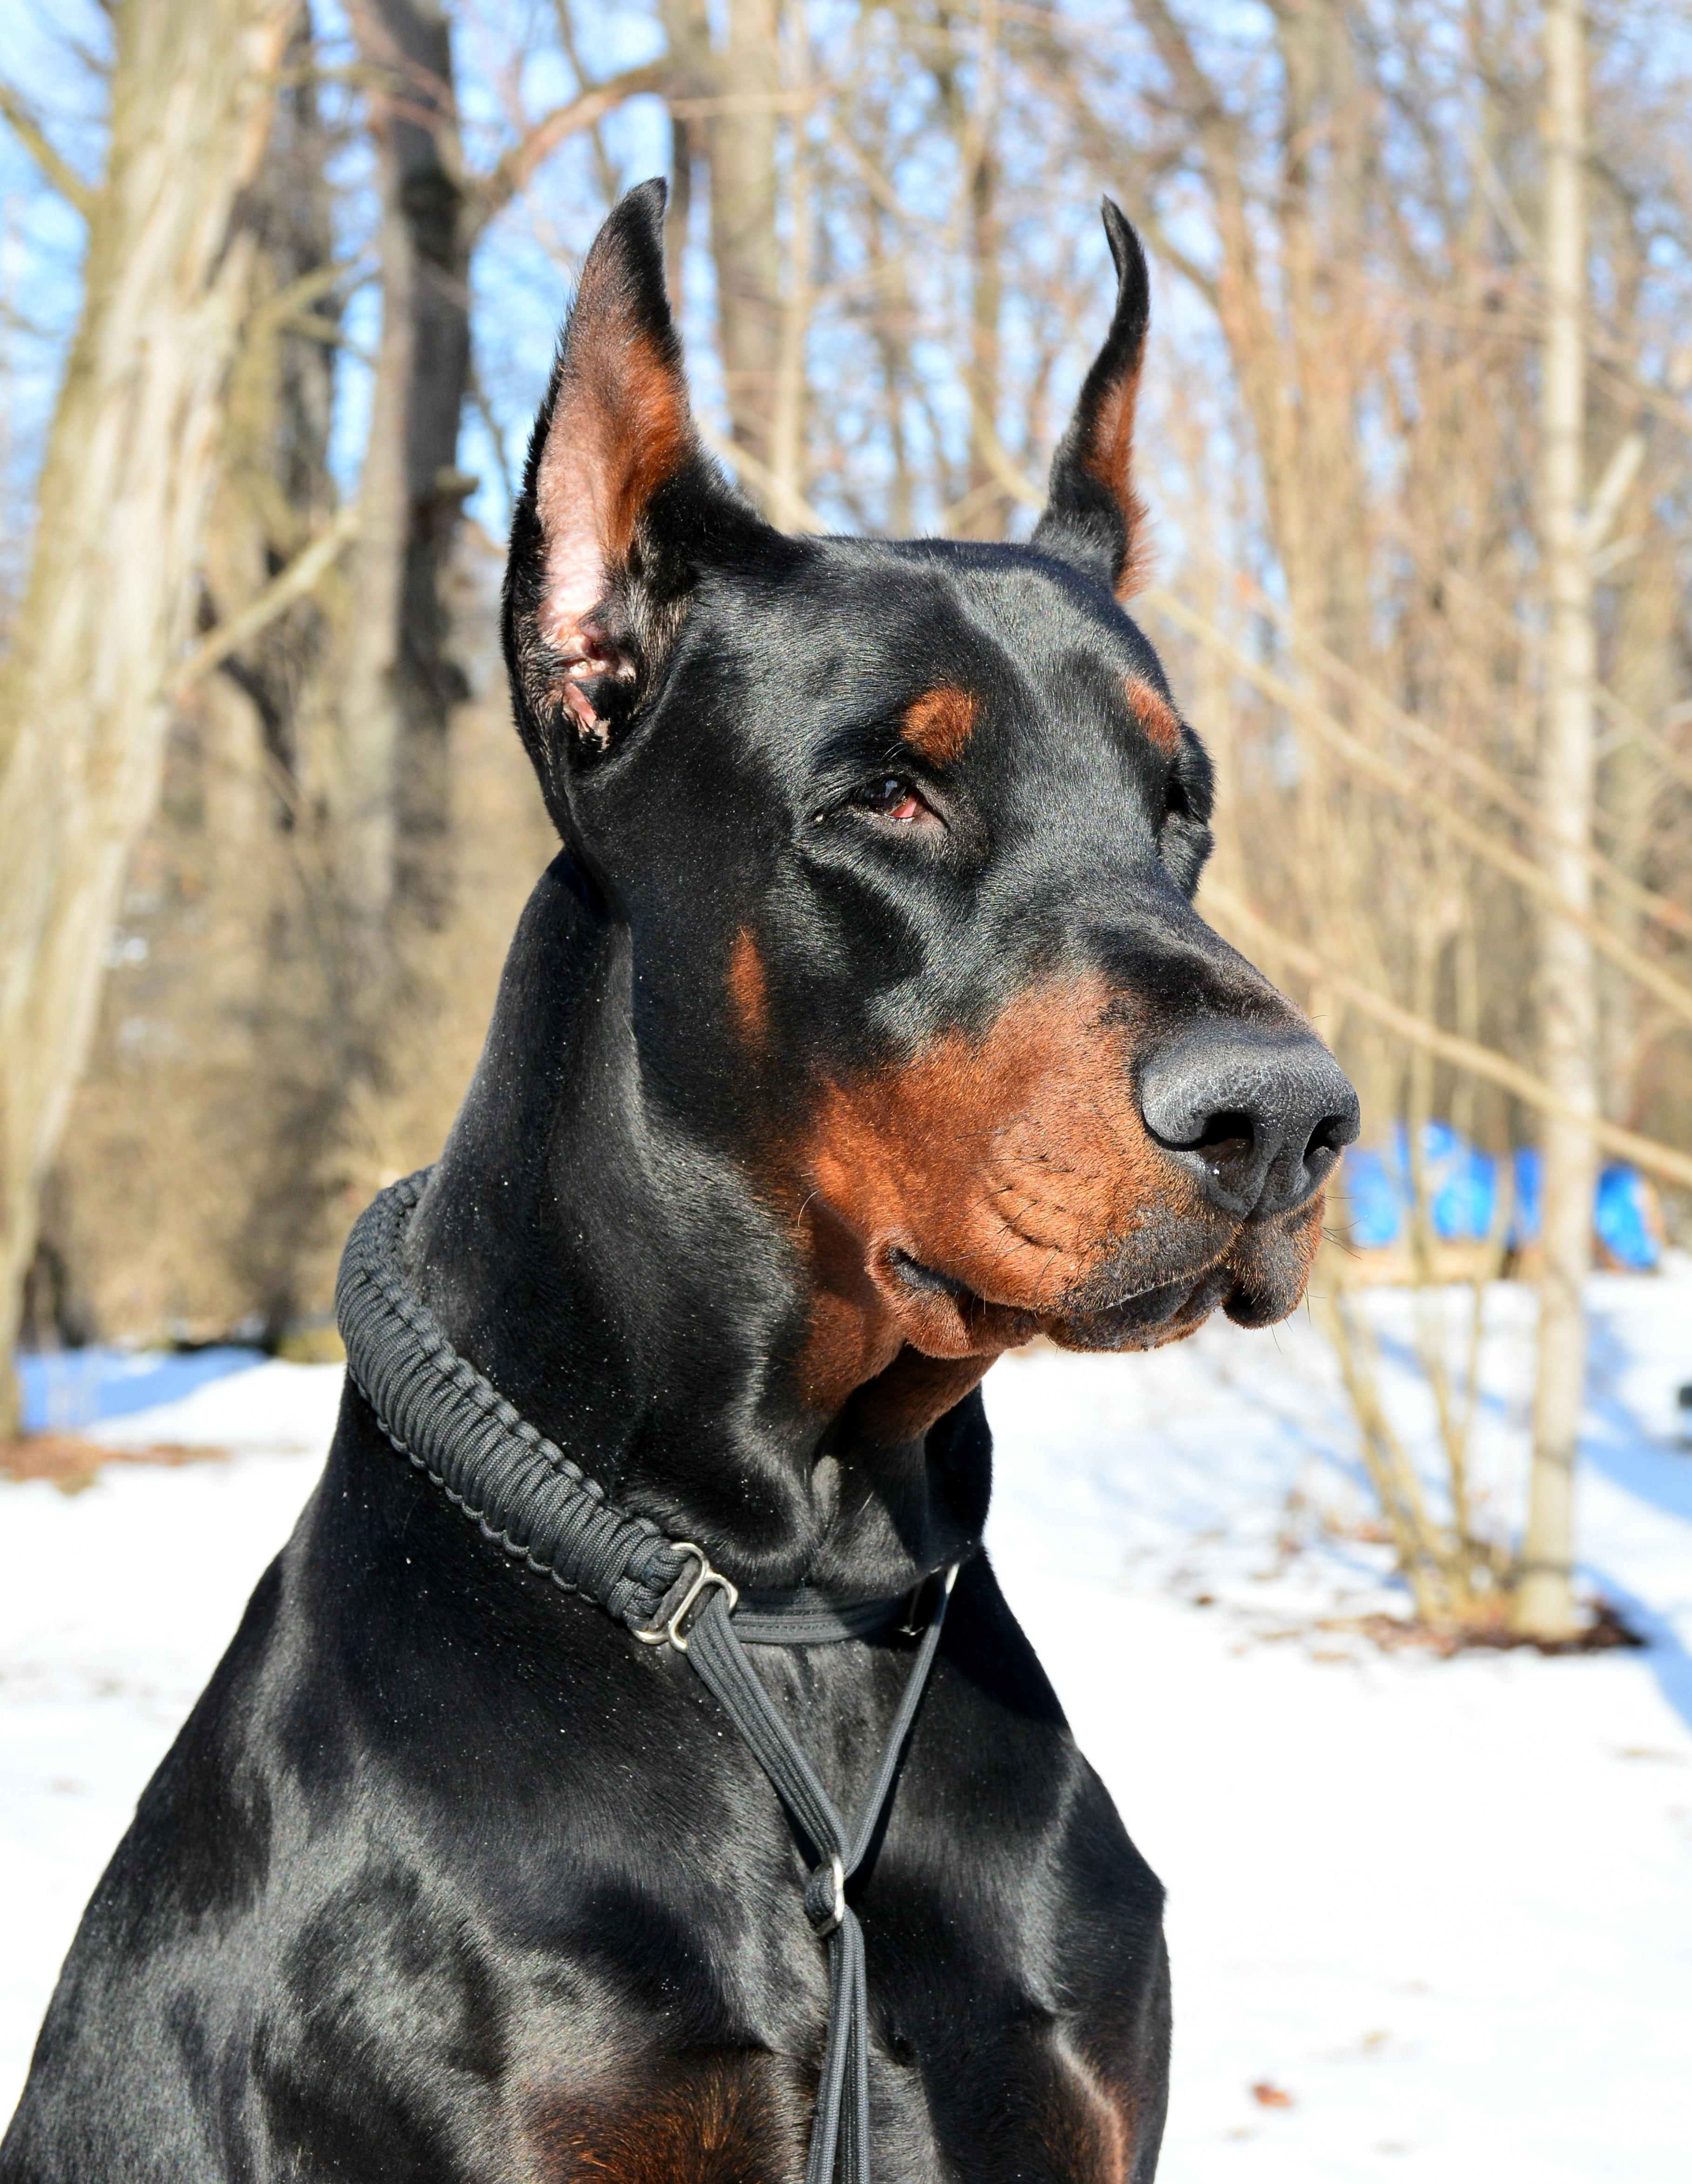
[681, 1571, 956, 2184]
[336, 1171, 962, 2184]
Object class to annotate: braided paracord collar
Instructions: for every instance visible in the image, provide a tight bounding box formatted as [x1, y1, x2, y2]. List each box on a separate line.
[337, 1169, 694, 1634]
[335, 1170, 965, 2184]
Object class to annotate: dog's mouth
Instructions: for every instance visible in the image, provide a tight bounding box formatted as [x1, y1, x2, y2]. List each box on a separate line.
[1039, 1260, 1240, 1352]
[877, 1198, 1324, 1359]
[881, 1247, 1227, 1355]
[884, 1248, 974, 1301]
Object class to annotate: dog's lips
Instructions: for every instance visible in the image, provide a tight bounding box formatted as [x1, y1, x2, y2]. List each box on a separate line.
[877, 1192, 1327, 1360]
[1042, 1261, 1237, 1352]
[875, 1236, 1237, 1359]
[870, 1244, 1034, 1358]
[883, 1247, 976, 1302]
[1052, 1193, 1329, 1346]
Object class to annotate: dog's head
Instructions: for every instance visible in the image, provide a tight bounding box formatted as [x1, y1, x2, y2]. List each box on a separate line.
[503, 181, 1358, 1440]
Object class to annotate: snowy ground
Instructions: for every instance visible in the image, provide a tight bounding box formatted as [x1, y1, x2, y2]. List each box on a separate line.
[3, 1275, 1689, 2178]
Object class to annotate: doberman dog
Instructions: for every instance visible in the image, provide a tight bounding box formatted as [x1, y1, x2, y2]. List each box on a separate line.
[3, 182, 1357, 2183]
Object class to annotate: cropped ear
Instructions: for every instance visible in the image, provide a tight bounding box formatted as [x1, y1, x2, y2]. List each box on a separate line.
[1030, 200, 1151, 601]
[502, 178, 763, 800]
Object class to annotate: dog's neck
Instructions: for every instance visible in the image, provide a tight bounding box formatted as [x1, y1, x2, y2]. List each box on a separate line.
[402, 855, 991, 1597]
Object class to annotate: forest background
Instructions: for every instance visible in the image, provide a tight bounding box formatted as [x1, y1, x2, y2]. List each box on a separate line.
[0, 0, 1688, 1645]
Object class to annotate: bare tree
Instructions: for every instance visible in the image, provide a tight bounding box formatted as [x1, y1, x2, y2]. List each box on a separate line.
[663, 0, 785, 504]
[0, 0, 291, 1436]
[930, 2, 1008, 540]
[1094, 0, 1691, 1632]
[32, 1, 364, 1355]
[7, 0, 1689, 1476]
[1514, 0, 1598, 1642]
[343, 0, 472, 937]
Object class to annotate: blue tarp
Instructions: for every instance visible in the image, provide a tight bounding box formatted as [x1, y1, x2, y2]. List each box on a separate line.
[16, 1346, 265, 1435]
[1341, 1123, 1658, 1268]
[1594, 1163, 1661, 1271]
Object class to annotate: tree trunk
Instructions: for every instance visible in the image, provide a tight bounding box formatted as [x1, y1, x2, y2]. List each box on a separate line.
[957, 142, 1004, 540]
[29, 1, 355, 1355]
[766, 13, 812, 528]
[708, 0, 782, 485]
[1514, 0, 1597, 1642]
[0, 0, 290, 1436]
[343, 0, 471, 937]
[210, 1, 340, 789]
[666, 112, 695, 311]
[663, 0, 783, 505]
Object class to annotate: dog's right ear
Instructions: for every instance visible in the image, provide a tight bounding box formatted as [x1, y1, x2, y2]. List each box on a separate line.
[503, 179, 764, 804]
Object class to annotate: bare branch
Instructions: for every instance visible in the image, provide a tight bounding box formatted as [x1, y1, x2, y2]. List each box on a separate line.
[1584, 428, 1645, 555]
[169, 502, 360, 697]
[1179, 546, 1692, 940]
[0, 78, 98, 218]
[1144, 583, 1692, 1024]
[694, 415, 827, 534]
[465, 62, 671, 241]
[1128, 0, 1237, 149]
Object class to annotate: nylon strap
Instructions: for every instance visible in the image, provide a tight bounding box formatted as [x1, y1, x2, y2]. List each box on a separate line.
[732, 1586, 919, 1646]
[336, 1171, 963, 2184]
[684, 1571, 957, 2184]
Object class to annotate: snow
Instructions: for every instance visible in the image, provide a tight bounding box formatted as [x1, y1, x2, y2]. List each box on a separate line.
[4, 1284, 1691, 2177]
[15, 1343, 266, 1433]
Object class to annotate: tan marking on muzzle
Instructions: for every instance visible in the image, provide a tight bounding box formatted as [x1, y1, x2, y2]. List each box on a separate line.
[792, 977, 1225, 1416]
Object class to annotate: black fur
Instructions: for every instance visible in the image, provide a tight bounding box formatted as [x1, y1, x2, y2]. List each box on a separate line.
[3, 188, 1355, 2184]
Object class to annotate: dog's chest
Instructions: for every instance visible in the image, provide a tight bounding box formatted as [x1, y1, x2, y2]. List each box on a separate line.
[513, 2009, 1144, 2184]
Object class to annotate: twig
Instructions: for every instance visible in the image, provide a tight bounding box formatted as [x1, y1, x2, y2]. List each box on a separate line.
[466, 62, 671, 240]
[1178, 547, 1692, 941]
[1152, 589, 1692, 1028]
[167, 503, 360, 697]
[0, 79, 98, 219]
[694, 415, 829, 534]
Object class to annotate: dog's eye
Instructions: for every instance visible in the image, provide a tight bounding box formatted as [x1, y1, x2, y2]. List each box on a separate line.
[855, 775, 936, 825]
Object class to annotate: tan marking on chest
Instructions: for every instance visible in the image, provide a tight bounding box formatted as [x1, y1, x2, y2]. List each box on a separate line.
[532, 2052, 805, 2183]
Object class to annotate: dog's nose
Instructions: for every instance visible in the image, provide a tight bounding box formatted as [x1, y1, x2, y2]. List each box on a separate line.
[1139, 1024, 1360, 1219]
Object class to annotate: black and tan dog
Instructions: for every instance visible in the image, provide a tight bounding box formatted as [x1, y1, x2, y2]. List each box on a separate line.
[3, 183, 1356, 2183]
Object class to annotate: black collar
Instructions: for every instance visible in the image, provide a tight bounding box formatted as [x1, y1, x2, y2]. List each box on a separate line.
[336, 1168, 951, 1648]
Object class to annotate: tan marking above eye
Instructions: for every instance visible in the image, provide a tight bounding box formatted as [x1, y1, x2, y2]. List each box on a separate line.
[1125, 679, 1181, 757]
[902, 685, 979, 767]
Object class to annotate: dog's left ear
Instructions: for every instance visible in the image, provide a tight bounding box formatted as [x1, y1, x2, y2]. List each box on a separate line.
[503, 178, 766, 795]
[1030, 200, 1151, 601]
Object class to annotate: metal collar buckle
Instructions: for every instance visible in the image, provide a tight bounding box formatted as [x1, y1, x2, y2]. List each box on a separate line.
[815, 1854, 846, 1936]
[899, 1557, 962, 1638]
[634, 1542, 739, 1653]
